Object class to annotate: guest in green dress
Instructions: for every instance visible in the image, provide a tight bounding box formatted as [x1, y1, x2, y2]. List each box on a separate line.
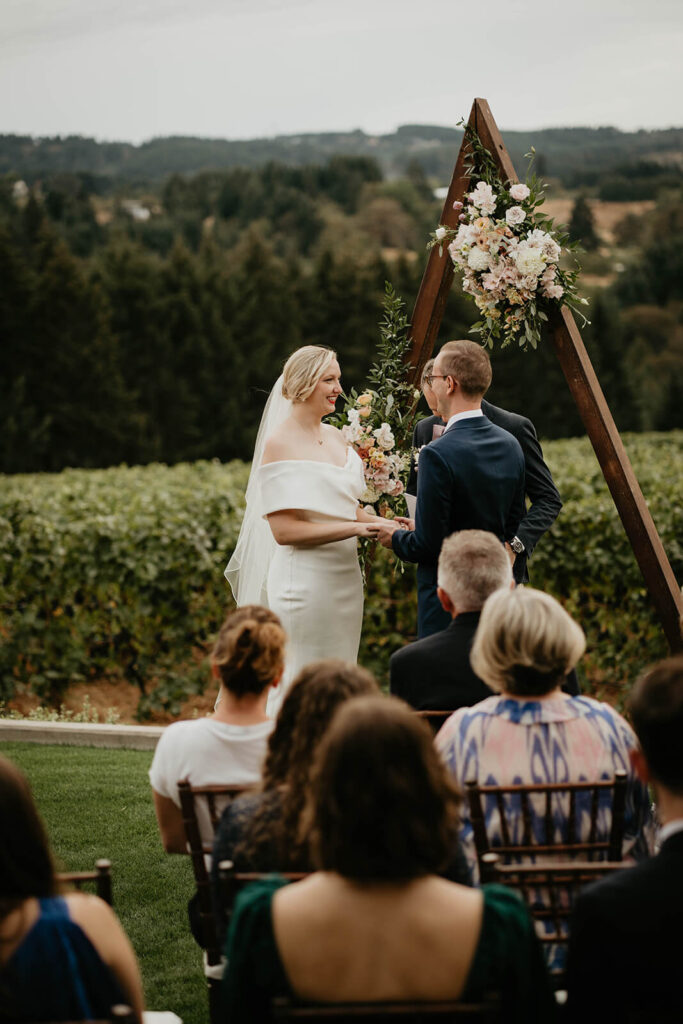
[222, 695, 555, 1023]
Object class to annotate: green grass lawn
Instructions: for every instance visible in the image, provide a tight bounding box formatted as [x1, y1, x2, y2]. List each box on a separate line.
[2, 742, 208, 1024]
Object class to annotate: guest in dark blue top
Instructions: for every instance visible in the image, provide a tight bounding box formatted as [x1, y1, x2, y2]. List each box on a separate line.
[0, 755, 144, 1023]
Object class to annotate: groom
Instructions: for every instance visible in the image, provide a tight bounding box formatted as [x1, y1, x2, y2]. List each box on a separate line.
[373, 340, 525, 638]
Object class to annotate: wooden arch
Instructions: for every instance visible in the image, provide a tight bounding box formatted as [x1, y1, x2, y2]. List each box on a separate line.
[407, 97, 682, 653]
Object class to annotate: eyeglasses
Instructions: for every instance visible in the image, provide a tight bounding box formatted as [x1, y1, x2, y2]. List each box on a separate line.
[423, 374, 450, 388]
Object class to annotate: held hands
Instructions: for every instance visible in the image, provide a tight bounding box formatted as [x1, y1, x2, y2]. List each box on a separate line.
[367, 518, 403, 550]
[394, 516, 415, 531]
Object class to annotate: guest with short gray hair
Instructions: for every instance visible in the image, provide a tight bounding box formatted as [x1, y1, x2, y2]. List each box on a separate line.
[390, 530, 512, 712]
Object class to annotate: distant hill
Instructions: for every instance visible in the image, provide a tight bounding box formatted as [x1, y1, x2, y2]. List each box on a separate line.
[1, 124, 682, 187]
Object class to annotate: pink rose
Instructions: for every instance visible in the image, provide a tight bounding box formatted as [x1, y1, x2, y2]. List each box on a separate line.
[458, 213, 466, 222]
[452, 200, 464, 211]
[505, 206, 526, 226]
[509, 184, 531, 201]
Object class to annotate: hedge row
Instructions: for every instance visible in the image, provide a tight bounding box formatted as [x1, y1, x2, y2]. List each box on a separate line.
[1, 432, 681, 715]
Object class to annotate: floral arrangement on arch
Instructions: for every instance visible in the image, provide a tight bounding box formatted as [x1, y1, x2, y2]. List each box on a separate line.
[429, 122, 588, 351]
[329, 284, 419, 520]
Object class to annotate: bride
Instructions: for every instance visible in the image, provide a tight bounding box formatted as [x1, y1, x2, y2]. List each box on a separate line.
[225, 346, 381, 714]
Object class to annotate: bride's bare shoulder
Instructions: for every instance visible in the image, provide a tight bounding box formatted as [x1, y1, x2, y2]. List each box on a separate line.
[261, 426, 299, 466]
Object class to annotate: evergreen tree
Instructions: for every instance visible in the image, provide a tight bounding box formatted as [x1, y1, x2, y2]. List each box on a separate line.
[569, 195, 599, 251]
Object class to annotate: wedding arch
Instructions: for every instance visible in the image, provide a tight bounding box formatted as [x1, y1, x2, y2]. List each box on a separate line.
[406, 97, 682, 654]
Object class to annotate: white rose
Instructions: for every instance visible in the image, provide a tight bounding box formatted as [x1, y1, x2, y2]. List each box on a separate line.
[435, 226, 447, 241]
[505, 206, 526, 226]
[509, 184, 530, 201]
[373, 423, 395, 451]
[467, 248, 490, 272]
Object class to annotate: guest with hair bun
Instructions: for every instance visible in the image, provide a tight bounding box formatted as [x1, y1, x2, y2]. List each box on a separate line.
[149, 604, 285, 856]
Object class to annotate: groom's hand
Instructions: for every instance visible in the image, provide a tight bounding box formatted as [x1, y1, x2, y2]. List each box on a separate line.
[394, 516, 415, 531]
[370, 519, 401, 550]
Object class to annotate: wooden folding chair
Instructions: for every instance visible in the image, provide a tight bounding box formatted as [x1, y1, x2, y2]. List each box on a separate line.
[217, 859, 308, 934]
[414, 710, 453, 735]
[177, 780, 248, 1024]
[57, 859, 113, 906]
[272, 995, 502, 1022]
[480, 852, 627, 989]
[35, 1004, 135, 1024]
[465, 770, 628, 867]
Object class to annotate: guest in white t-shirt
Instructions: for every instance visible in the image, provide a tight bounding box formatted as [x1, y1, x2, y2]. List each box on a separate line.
[149, 605, 285, 854]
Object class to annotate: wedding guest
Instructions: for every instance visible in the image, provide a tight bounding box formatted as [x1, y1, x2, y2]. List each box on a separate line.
[0, 755, 144, 1023]
[390, 530, 579, 710]
[149, 604, 284, 856]
[437, 587, 652, 887]
[210, 659, 378, 935]
[566, 654, 683, 1023]
[390, 529, 511, 711]
[222, 696, 555, 1024]
[406, 356, 562, 585]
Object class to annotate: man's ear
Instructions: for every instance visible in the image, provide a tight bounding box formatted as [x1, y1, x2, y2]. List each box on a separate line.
[630, 746, 650, 785]
[211, 660, 221, 681]
[437, 586, 455, 615]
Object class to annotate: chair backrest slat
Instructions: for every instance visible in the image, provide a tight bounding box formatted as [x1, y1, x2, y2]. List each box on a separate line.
[57, 859, 113, 906]
[467, 776, 627, 866]
[272, 995, 502, 1021]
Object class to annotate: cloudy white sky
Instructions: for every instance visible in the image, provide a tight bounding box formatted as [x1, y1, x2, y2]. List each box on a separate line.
[2, 0, 682, 143]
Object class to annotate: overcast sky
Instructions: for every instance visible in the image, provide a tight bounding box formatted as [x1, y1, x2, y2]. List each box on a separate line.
[2, 0, 681, 143]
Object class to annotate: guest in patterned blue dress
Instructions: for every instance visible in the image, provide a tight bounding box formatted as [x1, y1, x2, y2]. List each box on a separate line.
[0, 755, 144, 1023]
[436, 587, 653, 970]
[223, 696, 555, 1024]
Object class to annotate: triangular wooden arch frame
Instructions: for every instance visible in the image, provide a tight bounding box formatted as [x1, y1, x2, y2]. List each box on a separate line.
[407, 97, 682, 653]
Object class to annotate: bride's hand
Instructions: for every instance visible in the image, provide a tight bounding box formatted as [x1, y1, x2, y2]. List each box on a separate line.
[393, 516, 415, 531]
[356, 522, 379, 539]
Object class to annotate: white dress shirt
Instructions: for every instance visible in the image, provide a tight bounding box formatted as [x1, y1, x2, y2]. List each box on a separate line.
[444, 408, 484, 433]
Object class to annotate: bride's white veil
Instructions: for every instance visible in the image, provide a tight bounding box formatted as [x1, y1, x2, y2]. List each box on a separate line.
[224, 374, 291, 606]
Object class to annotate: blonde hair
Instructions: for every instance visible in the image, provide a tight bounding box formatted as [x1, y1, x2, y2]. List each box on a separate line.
[282, 346, 337, 403]
[437, 530, 512, 612]
[212, 605, 286, 698]
[470, 587, 585, 696]
[437, 340, 492, 398]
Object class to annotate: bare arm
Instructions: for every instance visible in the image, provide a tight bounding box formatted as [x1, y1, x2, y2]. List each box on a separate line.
[355, 505, 387, 524]
[267, 509, 375, 547]
[66, 894, 145, 1023]
[152, 789, 187, 854]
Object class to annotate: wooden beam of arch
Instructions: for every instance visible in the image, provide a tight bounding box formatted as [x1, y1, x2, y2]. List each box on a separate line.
[407, 97, 682, 653]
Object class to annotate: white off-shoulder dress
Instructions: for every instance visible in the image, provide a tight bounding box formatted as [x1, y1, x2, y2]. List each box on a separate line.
[258, 448, 365, 715]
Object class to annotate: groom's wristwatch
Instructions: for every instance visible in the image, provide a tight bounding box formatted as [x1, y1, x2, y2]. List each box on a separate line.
[509, 536, 525, 555]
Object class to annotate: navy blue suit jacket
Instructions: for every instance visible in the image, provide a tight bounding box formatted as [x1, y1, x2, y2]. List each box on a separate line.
[566, 830, 683, 1023]
[393, 415, 525, 638]
[407, 401, 562, 584]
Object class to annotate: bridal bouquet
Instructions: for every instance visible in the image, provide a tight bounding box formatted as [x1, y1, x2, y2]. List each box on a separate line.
[330, 284, 419, 519]
[429, 123, 587, 351]
[341, 398, 408, 508]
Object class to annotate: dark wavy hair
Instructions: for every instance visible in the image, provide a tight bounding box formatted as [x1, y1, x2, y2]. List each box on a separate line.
[234, 659, 378, 869]
[212, 605, 286, 698]
[307, 696, 462, 881]
[0, 756, 56, 922]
